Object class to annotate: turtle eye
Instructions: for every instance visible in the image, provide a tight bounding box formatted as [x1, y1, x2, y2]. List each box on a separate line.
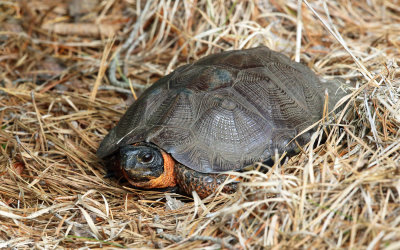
[141, 153, 154, 163]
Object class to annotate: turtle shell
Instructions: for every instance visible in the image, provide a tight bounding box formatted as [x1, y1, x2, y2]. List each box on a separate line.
[97, 46, 346, 173]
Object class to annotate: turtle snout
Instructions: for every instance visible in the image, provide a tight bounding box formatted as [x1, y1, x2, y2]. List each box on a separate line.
[119, 146, 139, 170]
[119, 146, 154, 182]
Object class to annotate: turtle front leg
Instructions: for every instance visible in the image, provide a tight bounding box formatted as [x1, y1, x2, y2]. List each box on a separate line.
[174, 164, 238, 199]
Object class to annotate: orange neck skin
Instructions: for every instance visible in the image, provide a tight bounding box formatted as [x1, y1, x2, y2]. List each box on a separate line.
[122, 150, 177, 189]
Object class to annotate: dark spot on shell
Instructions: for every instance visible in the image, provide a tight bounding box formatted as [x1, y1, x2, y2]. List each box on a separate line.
[207, 68, 233, 89]
[214, 68, 232, 83]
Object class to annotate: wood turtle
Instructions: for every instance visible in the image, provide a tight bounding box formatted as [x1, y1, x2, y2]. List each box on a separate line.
[97, 46, 347, 198]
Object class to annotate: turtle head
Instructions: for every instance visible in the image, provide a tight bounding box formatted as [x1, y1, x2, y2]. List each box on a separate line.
[118, 143, 177, 189]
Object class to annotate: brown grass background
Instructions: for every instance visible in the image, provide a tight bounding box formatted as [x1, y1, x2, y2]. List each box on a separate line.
[0, 0, 399, 248]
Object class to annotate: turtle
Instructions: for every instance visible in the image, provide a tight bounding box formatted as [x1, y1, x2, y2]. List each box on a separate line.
[97, 46, 347, 198]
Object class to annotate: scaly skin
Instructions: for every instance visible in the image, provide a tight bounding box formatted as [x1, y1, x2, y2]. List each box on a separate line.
[174, 164, 238, 199]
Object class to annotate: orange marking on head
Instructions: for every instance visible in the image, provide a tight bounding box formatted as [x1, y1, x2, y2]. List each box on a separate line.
[122, 150, 177, 189]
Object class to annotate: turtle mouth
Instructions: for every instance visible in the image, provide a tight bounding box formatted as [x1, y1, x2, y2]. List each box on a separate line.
[122, 169, 157, 182]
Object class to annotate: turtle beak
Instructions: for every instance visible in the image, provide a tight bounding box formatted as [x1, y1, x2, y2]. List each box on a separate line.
[119, 145, 139, 171]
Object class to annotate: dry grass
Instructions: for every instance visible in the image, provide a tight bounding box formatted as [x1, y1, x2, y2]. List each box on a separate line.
[1, 0, 399, 248]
